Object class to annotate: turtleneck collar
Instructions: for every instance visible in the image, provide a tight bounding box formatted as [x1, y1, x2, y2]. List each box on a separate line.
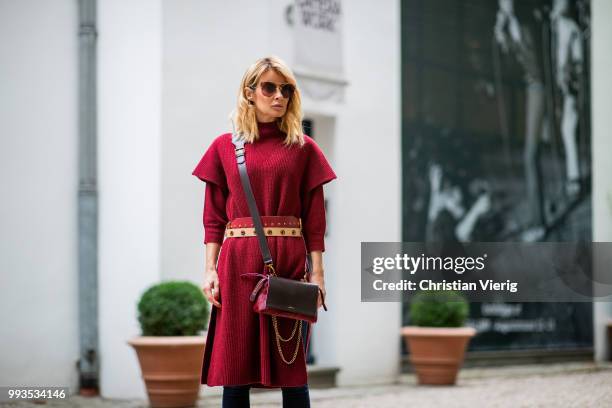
[257, 120, 284, 138]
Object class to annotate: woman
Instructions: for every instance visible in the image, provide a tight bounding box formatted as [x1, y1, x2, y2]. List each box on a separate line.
[192, 56, 337, 407]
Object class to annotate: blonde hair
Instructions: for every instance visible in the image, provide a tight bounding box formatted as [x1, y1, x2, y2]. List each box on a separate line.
[231, 56, 305, 147]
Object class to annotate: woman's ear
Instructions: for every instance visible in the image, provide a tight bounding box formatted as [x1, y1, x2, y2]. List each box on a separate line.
[245, 86, 254, 102]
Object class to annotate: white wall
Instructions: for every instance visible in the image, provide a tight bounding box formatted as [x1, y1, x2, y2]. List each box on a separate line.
[0, 0, 79, 390]
[98, 0, 163, 398]
[591, 0, 612, 363]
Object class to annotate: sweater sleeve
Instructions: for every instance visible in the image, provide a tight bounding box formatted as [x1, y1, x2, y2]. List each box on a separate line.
[301, 185, 327, 253]
[192, 137, 227, 190]
[203, 182, 228, 244]
[301, 137, 337, 194]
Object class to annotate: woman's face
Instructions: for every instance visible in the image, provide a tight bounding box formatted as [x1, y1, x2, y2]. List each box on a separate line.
[246, 69, 291, 123]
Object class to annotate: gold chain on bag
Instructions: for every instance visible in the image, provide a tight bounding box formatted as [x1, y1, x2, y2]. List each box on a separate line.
[273, 315, 300, 342]
[272, 316, 302, 364]
[265, 263, 306, 365]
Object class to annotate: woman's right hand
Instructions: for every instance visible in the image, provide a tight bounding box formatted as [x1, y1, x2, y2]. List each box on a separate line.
[203, 267, 221, 309]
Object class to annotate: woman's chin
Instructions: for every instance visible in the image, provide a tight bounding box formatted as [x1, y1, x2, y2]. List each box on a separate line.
[269, 109, 286, 118]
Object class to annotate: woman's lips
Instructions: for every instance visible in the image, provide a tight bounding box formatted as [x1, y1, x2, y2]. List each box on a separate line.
[272, 105, 283, 109]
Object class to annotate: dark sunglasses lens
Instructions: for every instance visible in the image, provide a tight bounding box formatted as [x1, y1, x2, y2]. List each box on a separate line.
[281, 84, 294, 98]
[261, 82, 276, 96]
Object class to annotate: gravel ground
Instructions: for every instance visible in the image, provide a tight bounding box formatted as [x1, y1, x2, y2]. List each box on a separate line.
[2, 363, 611, 408]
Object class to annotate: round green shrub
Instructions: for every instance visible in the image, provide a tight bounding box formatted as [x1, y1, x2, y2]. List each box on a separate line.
[137, 280, 209, 336]
[409, 290, 469, 327]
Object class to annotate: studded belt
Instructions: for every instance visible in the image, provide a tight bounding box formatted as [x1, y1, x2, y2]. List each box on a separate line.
[224, 216, 302, 238]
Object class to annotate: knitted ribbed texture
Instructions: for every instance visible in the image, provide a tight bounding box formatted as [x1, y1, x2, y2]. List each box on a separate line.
[192, 120, 337, 387]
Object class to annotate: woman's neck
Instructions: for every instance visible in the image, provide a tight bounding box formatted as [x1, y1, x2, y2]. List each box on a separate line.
[257, 120, 282, 138]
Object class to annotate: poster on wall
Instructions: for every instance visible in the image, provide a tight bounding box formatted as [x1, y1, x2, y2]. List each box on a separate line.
[401, 0, 593, 351]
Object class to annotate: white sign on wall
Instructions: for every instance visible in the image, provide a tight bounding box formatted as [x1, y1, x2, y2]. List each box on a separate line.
[292, 0, 347, 102]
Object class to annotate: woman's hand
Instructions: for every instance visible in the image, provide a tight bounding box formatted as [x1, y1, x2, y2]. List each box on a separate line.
[309, 268, 326, 309]
[308, 251, 326, 309]
[203, 266, 222, 309]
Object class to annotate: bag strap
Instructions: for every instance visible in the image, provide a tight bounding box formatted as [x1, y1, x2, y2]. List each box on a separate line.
[231, 132, 274, 267]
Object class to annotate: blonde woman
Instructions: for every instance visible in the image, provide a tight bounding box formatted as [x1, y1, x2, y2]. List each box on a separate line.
[192, 56, 337, 407]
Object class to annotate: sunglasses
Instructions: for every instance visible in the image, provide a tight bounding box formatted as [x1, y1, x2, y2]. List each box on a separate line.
[252, 81, 295, 99]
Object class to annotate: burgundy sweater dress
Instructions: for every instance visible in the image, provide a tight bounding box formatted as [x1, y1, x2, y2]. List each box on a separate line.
[192, 120, 337, 388]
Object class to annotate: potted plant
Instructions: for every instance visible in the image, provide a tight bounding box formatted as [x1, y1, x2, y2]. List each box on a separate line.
[401, 290, 475, 385]
[128, 281, 209, 408]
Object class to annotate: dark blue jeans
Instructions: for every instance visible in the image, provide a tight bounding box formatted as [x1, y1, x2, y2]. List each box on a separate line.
[222, 384, 310, 408]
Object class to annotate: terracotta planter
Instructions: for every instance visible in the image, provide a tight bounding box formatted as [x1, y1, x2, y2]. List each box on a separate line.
[401, 326, 476, 385]
[128, 336, 206, 408]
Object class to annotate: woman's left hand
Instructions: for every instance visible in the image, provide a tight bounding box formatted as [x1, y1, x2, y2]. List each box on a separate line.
[309, 271, 326, 309]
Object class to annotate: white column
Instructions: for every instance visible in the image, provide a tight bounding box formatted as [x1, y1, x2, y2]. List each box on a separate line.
[591, 0, 612, 363]
[98, 0, 162, 398]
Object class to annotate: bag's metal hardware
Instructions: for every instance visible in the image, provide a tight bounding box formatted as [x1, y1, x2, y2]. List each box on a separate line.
[264, 263, 276, 276]
[272, 315, 302, 364]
